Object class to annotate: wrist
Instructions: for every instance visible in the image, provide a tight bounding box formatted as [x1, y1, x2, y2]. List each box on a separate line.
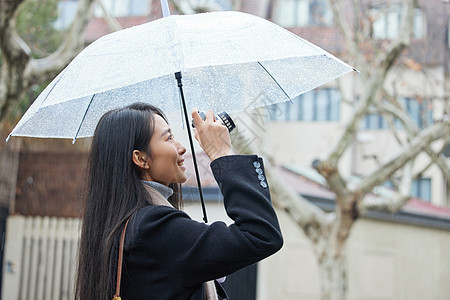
[210, 151, 233, 162]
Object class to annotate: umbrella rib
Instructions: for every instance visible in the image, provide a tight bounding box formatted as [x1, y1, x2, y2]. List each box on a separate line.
[257, 61, 293, 103]
[6, 72, 66, 142]
[72, 94, 96, 144]
[42, 73, 64, 106]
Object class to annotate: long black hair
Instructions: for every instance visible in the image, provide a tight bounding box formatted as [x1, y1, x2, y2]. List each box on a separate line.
[75, 103, 182, 300]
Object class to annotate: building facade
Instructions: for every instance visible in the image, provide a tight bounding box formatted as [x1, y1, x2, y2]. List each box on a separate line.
[259, 0, 450, 207]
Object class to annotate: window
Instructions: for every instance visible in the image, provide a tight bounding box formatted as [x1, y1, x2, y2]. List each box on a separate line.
[411, 178, 431, 202]
[403, 97, 433, 129]
[214, 0, 233, 10]
[54, 0, 78, 30]
[448, 19, 450, 49]
[371, 4, 424, 39]
[55, 0, 151, 28]
[269, 88, 341, 121]
[444, 144, 450, 158]
[446, 180, 450, 207]
[274, 0, 333, 28]
[362, 97, 433, 130]
[94, 0, 150, 17]
[412, 8, 424, 38]
[364, 114, 389, 130]
[384, 178, 431, 202]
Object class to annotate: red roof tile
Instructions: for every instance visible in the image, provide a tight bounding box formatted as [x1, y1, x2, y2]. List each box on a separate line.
[84, 16, 154, 43]
[403, 198, 450, 219]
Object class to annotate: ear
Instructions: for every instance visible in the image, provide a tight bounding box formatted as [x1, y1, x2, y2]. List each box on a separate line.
[132, 150, 149, 169]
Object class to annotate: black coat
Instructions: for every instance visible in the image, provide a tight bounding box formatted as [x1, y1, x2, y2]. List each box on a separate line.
[121, 155, 283, 299]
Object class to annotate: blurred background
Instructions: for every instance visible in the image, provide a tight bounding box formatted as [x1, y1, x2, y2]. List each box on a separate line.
[0, 0, 449, 299]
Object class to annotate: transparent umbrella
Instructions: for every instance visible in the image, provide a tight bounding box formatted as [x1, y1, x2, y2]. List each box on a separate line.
[7, 3, 357, 221]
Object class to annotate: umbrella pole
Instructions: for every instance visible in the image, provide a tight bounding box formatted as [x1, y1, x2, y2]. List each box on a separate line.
[175, 71, 208, 223]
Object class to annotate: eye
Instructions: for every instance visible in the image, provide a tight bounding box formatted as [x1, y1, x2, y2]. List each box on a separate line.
[167, 134, 173, 141]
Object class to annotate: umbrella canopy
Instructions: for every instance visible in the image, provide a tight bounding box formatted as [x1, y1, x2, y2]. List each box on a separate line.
[8, 11, 355, 141]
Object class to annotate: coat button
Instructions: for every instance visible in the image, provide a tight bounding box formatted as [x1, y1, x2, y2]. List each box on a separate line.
[255, 168, 263, 175]
[253, 161, 261, 168]
[260, 181, 267, 188]
[258, 174, 265, 181]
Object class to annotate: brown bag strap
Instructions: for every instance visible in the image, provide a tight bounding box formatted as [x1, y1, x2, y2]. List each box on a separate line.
[112, 218, 131, 300]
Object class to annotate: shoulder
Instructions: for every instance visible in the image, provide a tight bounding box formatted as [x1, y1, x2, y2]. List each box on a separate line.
[133, 205, 191, 227]
[124, 204, 211, 253]
[125, 205, 191, 245]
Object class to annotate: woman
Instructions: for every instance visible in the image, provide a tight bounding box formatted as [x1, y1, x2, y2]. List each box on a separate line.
[75, 103, 283, 300]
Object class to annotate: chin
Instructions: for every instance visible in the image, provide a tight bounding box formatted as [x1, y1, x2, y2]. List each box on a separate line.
[177, 175, 188, 184]
[172, 173, 188, 184]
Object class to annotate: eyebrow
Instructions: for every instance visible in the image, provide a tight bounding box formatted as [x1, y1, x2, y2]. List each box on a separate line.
[160, 128, 172, 138]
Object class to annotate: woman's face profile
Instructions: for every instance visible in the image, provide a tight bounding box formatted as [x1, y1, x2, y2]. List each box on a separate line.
[141, 115, 188, 186]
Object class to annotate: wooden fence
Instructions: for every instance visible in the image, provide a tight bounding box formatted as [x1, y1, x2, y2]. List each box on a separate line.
[2, 216, 80, 300]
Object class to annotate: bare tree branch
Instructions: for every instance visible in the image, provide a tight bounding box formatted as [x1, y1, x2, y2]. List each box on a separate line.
[380, 92, 417, 136]
[171, 0, 194, 14]
[28, 0, 96, 82]
[325, 79, 378, 166]
[95, 0, 123, 32]
[377, 0, 417, 74]
[313, 159, 350, 201]
[379, 93, 450, 184]
[371, 97, 404, 146]
[327, 0, 358, 63]
[322, 0, 418, 168]
[360, 161, 413, 213]
[354, 120, 450, 195]
[232, 0, 241, 10]
[411, 139, 450, 181]
[0, 0, 96, 122]
[268, 167, 331, 233]
[172, 0, 223, 14]
[0, 0, 29, 59]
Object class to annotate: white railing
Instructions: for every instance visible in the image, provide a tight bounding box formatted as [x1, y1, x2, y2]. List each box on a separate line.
[2, 216, 80, 300]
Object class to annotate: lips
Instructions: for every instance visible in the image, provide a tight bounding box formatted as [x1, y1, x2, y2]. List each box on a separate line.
[177, 158, 185, 168]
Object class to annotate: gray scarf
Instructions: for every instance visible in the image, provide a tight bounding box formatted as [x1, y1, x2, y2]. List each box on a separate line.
[141, 182, 218, 300]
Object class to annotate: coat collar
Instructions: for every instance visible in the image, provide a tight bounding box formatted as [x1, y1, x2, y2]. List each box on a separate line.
[141, 180, 173, 200]
[141, 182, 174, 208]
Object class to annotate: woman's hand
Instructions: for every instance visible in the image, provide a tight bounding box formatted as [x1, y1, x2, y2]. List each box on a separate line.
[192, 109, 232, 161]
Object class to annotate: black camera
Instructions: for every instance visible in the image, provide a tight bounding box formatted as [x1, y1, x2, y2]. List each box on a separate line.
[192, 111, 235, 133]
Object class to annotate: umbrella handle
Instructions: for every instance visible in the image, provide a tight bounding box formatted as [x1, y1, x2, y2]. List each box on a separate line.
[175, 72, 208, 223]
[160, 0, 171, 17]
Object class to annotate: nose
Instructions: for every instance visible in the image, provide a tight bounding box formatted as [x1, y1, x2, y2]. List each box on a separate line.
[177, 141, 186, 156]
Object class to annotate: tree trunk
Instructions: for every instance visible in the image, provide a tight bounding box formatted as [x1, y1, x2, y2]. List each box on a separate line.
[313, 195, 355, 300]
[0, 49, 30, 121]
[318, 243, 348, 300]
